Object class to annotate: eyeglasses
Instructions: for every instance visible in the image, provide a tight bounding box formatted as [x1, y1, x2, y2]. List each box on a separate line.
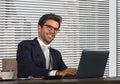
[43, 24, 60, 32]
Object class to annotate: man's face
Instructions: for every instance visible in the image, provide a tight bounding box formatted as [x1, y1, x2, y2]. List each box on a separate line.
[38, 19, 59, 45]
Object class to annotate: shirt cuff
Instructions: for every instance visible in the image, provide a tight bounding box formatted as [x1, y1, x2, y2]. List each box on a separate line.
[49, 70, 57, 76]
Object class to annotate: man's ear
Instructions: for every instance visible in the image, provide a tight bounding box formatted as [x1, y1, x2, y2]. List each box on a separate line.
[38, 25, 41, 32]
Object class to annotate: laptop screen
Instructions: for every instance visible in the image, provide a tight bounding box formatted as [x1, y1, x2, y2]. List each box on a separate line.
[76, 49, 109, 79]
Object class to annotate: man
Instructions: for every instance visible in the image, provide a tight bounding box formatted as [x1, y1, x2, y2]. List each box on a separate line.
[16, 13, 76, 78]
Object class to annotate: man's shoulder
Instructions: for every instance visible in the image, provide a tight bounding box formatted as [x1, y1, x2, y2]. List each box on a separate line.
[18, 37, 37, 45]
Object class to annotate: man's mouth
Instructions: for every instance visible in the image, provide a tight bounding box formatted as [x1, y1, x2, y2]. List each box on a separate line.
[48, 34, 52, 38]
[47, 33, 53, 39]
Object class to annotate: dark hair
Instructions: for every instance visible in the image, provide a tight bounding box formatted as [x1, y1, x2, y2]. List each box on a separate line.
[38, 13, 62, 28]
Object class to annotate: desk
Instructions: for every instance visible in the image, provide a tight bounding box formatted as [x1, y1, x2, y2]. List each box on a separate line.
[0, 77, 120, 84]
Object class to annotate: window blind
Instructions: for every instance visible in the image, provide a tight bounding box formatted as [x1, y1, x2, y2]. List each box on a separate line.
[0, 0, 109, 77]
[76, 0, 109, 77]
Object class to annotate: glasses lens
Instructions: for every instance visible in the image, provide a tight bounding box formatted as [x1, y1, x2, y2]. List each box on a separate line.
[44, 24, 59, 32]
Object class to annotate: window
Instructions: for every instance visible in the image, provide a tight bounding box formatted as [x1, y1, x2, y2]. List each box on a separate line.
[0, 0, 110, 77]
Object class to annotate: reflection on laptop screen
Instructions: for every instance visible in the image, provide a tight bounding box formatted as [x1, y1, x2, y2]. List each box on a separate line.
[76, 49, 109, 79]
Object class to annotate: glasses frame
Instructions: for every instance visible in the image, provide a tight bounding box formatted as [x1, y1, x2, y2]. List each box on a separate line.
[43, 24, 60, 32]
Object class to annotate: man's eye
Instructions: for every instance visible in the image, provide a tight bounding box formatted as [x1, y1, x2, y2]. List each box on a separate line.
[47, 25, 52, 28]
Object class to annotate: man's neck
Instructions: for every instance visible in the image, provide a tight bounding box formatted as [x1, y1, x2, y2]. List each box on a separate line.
[37, 37, 50, 47]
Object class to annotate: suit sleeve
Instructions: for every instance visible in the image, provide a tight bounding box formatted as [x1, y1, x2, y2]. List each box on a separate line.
[51, 48, 67, 70]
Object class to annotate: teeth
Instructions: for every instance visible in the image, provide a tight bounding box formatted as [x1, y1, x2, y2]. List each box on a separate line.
[48, 34, 52, 38]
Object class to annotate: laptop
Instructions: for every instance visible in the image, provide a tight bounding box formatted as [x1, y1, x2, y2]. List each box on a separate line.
[76, 49, 109, 79]
[42, 49, 109, 79]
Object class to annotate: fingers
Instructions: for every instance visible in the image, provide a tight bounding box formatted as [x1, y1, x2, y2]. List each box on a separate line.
[56, 68, 77, 77]
[64, 68, 77, 76]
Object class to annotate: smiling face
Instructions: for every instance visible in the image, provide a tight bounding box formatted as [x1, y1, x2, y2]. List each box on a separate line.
[38, 19, 59, 45]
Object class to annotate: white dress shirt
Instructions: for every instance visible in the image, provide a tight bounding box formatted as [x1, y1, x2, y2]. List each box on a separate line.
[37, 37, 57, 76]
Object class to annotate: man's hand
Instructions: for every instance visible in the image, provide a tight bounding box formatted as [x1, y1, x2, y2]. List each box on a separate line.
[56, 68, 77, 77]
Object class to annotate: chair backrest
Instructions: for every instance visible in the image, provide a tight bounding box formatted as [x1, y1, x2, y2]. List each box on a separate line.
[2, 58, 17, 78]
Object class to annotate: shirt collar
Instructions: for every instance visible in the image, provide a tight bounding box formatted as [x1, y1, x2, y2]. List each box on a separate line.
[37, 37, 50, 47]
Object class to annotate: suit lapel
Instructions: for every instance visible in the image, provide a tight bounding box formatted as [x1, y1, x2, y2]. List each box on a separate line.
[32, 38, 46, 68]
